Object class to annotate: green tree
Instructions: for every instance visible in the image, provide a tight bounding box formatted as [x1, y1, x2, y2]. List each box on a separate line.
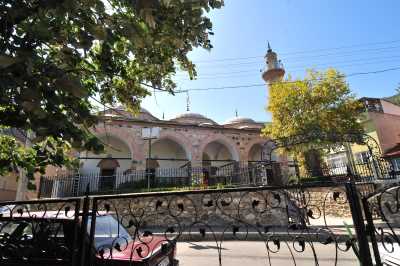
[391, 85, 400, 105]
[263, 69, 364, 176]
[0, 0, 223, 187]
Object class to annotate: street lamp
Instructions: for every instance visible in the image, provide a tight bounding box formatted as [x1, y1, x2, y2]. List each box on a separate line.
[141, 127, 160, 191]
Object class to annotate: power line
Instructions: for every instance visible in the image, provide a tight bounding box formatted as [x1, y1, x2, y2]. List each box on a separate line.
[175, 56, 400, 81]
[192, 39, 400, 64]
[190, 45, 400, 69]
[172, 46, 400, 77]
[172, 66, 400, 93]
[88, 66, 400, 119]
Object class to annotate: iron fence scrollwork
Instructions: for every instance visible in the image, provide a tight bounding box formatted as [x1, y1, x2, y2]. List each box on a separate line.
[2, 181, 400, 266]
[0, 198, 82, 266]
[87, 183, 367, 266]
[362, 184, 400, 265]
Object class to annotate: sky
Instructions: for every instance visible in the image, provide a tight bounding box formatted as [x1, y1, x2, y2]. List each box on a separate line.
[142, 0, 400, 124]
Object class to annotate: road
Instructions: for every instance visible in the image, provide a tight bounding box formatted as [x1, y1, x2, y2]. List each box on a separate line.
[177, 241, 359, 266]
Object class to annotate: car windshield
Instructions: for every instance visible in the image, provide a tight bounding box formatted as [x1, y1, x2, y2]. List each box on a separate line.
[0, 221, 22, 236]
[88, 215, 133, 250]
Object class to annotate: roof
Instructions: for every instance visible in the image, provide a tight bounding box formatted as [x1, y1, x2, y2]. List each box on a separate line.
[384, 93, 400, 106]
[223, 116, 256, 125]
[383, 143, 400, 158]
[101, 106, 159, 121]
[169, 112, 217, 125]
[360, 95, 400, 107]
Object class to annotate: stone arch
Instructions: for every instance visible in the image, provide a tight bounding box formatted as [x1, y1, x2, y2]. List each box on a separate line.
[157, 131, 192, 159]
[246, 139, 279, 162]
[200, 136, 240, 167]
[80, 130, 134, 175]
[151, 136, 190, 168]
[91, 126, 137, 159]
[248, 143, 264, 162]
[96, 133, 133, 158]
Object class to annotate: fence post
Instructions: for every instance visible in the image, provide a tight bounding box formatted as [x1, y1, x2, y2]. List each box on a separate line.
[37, 176, 43, 198]
[345, 182, 374, 266]
[88, 198, 97, 266]
[362, 197, 382, 266]
[79, 185, 91, 266]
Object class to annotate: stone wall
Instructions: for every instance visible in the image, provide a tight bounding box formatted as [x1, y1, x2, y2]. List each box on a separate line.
[305, 187, 353, 218]
[94, 186, 357, 235]
[91, 121, 271, 170]
[96, 189, 289, 235]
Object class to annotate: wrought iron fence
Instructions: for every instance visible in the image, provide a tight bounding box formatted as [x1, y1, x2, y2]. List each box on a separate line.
[38, 159, 397, 198]
[2, 181, 400, 265]
[38, 163, 270, 198]
[362, 184, 400, 265]
[0, 197, 82, 266]
[88, 182, 361, 265]
[17, 184, 365, 265]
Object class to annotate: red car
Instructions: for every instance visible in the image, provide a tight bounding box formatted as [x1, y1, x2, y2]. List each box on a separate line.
[0, 211, 178, 266]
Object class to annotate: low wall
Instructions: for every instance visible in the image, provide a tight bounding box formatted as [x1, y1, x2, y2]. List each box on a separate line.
[94, 186, 357, 236]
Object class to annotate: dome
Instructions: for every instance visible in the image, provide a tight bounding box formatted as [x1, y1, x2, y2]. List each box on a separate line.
[102, 106, 158, 121]
[170, 112, 217, 125]
[223, 117, 256, 125]
[115, 105, 149, 114]
[139, 107, 151, 114]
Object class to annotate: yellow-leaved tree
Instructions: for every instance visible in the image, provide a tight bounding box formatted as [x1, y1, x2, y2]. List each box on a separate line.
[263, 68, 364, 177]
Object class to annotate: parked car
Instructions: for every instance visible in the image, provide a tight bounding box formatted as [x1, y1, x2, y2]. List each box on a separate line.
[0, 211, 178, 266]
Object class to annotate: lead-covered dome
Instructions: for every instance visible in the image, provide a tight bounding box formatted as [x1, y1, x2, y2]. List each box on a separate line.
[169, 112, 217, 125]
[102, 106, 159, 121]
[223, 117, 256, 125]
[223, 116, 262, 129]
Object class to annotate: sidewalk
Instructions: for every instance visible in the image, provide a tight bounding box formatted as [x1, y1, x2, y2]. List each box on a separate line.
[145, 215, 399, 242]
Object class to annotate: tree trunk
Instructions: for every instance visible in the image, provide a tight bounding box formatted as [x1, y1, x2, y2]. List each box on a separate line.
[304, 149, 323, 177]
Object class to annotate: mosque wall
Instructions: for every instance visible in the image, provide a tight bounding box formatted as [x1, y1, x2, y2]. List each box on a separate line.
[82, 117, 271, 173]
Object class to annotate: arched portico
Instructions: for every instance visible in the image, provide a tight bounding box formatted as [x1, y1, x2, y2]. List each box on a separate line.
[79, 134, 133, 175]
[150, 137, 190, 168]
[201, 139, 239, 167]
[246, 140, 279, 162]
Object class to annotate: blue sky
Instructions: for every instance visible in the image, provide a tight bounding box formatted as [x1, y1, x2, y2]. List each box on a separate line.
[142, 0, 400, 123]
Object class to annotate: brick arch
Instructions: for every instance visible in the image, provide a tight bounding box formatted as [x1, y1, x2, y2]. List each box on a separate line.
[199, 135, 240, 161]
[91, 126, 140, 160]
[153, 131, 192, 160]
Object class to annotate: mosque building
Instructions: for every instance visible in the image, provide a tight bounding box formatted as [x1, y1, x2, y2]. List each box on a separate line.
[35, 45, 290, 197]
[77, 46, 286, 173]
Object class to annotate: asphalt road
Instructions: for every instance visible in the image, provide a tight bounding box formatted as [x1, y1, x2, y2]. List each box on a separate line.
[177, 241, 359, 266]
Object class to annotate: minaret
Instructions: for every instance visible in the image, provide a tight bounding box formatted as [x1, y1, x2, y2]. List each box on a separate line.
[262, 42, 285, 84]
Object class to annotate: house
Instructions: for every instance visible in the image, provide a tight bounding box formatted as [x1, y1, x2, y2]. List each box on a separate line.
[325, 96, 400, 178]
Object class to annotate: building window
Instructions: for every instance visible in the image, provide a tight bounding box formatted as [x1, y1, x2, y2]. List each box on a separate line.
[393, 158, 400, 171]
[355, 151, 370, 164]
[326, 153, 348, 168]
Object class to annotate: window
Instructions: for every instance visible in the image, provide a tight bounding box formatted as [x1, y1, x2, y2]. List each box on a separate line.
[393, 158, 400, 171]
[326, 153, 347, 168]
[88, 215, 132, 250]
[355, 151, 370, 164]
